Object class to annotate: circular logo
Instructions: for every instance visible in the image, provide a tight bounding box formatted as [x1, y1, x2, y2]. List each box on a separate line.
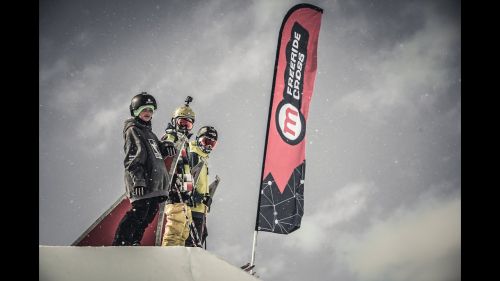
[275, 100, 306, 145]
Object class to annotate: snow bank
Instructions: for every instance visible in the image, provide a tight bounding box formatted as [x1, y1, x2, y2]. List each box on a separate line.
[39, 246, 259, 281]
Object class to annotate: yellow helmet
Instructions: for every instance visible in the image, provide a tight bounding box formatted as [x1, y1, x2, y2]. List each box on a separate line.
[172, 105, 195, 122]
[172, 96, 195, 122]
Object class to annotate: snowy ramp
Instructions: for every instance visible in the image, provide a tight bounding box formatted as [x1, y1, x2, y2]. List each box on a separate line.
[39, 246, 259, 281]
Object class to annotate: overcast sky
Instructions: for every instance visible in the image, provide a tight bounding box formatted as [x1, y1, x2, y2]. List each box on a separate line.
[39, 1, 461, 280]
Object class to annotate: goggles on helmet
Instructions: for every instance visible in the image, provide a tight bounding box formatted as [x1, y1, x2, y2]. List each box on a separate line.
[176, 117, 193, 130]
[198, 136, 217, 150]
[133, 105, 155, 117]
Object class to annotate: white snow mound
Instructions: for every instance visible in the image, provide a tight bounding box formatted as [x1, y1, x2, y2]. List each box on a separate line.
[39, 246, 259, 281]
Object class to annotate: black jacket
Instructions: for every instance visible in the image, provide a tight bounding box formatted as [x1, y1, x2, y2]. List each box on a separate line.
[123, 117, 170, 203]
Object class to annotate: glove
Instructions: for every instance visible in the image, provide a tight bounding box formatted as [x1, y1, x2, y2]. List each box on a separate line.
[202, 195, 213, 209]
[192, 191, 206, 204]
[134, 186, 145, 197]
[162, 124, 178, 143]
[162, 141, 177, 157]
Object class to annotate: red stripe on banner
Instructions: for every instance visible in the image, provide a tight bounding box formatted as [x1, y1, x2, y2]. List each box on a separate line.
[262, 6, 322, 193]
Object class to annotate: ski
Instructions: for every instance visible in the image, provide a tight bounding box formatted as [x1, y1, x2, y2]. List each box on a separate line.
[154, 201, 167, 246]
[209, 175, 220, 198]
[194, 161, 220, 248]
[190, 160, 204, 184]
[240, 263, 251, 269]
[155, 135, 189, 246]
[173, 184, 203, 248]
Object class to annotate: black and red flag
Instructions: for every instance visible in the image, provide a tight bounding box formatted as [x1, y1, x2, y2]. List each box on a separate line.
[255, 4, 323, 234]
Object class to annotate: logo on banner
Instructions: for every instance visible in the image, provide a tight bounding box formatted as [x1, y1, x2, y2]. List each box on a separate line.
[276, 22, 309, 145]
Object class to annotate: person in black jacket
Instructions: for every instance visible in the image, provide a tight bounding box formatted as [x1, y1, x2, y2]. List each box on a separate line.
[112, 92, 176, 246]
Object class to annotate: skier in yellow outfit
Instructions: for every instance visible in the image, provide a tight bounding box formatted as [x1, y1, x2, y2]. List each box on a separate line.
[185, 126, 218, 247]
[161, 97, 198, 246]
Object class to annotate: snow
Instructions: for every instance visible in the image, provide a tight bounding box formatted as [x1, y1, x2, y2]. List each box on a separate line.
[40, 246, 259, 281]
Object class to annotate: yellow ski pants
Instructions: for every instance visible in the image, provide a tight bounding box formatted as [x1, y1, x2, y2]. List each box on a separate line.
[162, 203, 192, 246]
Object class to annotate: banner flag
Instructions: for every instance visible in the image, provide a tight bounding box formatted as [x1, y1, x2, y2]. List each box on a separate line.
[256, 3, 323, 234]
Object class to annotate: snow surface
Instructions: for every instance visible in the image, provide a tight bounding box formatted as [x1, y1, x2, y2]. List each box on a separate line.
[39, 246, 259, 281]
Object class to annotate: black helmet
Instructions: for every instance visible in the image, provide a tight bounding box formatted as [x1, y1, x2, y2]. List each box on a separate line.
[129, 92, 157, 116]
[196, 126, 218, 153]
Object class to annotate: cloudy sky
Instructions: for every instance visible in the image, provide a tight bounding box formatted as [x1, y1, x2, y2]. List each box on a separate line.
[39, 0, 461, 280]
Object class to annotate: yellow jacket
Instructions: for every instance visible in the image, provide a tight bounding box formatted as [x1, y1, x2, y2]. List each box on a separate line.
[189, 141, 210, 214]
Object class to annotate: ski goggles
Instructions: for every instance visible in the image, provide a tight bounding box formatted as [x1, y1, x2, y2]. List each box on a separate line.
[133, 105, 155, 116]
[176, 118, 193, 130]
[199, 136, 217, 149]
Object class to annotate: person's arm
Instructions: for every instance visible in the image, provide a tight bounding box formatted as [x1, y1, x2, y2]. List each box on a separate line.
[193, 163, 212, 208]
[159, 139, 176, 157]
[124, 127, 147, 188]
[161, 123, 178, 142]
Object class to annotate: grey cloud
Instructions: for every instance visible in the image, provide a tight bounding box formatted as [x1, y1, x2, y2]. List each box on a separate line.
[335, 193, 460, 281]
[40, 1, 460, 281]
[284, 182, 374, 253]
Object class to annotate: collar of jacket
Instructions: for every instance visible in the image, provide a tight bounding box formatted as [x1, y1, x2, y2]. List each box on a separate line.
[189, 141, 209, 158]
[133, 117, 152, 129]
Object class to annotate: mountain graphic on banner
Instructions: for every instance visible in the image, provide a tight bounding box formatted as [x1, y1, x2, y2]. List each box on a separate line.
[257, 161, 305, 234]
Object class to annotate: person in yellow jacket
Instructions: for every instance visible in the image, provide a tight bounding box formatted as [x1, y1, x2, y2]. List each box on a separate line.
[185, 126, 218, 247]
[161, 97, 198, 246]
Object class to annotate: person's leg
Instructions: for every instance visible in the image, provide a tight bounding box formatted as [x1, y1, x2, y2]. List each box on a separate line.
[180, 206, 193, 245]
[200, 218, 207, 246]
[185, 212, 204, 247]
[162, 203, 188, 246]
[112, 199, 150, 246]
[130, 198, 160, 245]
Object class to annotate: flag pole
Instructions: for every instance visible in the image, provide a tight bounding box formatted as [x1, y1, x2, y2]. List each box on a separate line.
[249, 0, 286, 270]
[250, 230, 258, 272]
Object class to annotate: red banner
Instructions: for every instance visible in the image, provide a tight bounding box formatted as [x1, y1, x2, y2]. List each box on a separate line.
[256, 4, 322, 234]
